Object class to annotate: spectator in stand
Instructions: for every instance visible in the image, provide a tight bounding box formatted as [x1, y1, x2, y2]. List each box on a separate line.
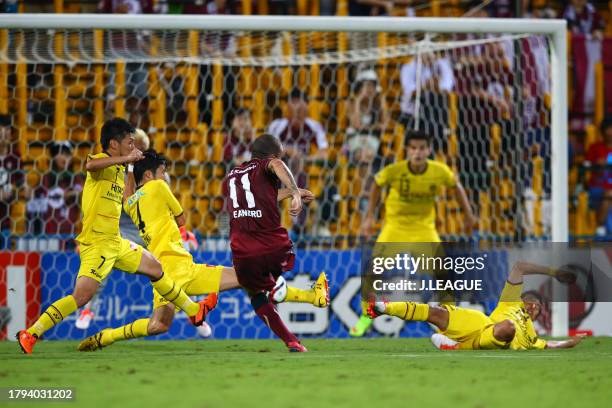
[520, 0, 556, 19]
[223, 108, 255, 169]
[346, 68, 390, 169]
[585, 117, 612, 235]
[97, 0, 153, 14]
[267, 89, 331, 236]
[41, 141, 84, 235]
[399, 51, 454, 130]
[268, 89, 328, 177]
[348, 69, 389, 138]
[26, 141, 83, 236]
[563, 0, 605, 39]
[0, 115, 20, 247]
[345, 69, 390, 215]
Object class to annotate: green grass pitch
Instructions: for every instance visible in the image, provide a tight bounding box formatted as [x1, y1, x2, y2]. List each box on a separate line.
[1, 338, 612, 408]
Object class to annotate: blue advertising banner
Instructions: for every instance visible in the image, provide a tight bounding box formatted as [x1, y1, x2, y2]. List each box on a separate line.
[39, 250, 507, 340]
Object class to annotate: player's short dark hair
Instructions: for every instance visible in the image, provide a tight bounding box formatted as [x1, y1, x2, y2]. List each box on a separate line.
[134, 149, 167, 185]
[521, 290, 544, 305]
[289, 88, 307, 101]
[405, 129, 432, 146]
[101, 118, 135, 151]
[251, 134, 282, 159]
[226, 107, 251, 128]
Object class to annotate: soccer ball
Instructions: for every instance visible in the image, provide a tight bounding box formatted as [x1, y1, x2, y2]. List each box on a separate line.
[269, 276, 288, 303]
[196, 322, 212, 338]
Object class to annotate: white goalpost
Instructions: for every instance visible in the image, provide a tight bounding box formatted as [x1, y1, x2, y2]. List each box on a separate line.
[0, 14, 568, 337]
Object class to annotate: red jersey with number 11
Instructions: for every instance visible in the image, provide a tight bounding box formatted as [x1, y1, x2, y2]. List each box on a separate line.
[222, 158, 292, 259]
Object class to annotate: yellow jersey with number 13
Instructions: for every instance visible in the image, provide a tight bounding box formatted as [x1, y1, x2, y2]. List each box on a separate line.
[123, 179, 188, 260]
[374, 159, 456, 233]
[76, 152, 125, 244]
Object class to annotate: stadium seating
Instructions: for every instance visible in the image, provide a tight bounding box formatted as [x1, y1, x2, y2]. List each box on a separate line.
[2, 0, 612, 242]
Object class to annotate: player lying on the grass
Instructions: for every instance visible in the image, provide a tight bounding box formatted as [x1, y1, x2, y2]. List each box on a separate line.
[222, 134, 327, 352]
[368, 261, 585, 350]
[17, 119, 213, 354]
[351, 129, 476, 337]
[78, 149, 328, 351]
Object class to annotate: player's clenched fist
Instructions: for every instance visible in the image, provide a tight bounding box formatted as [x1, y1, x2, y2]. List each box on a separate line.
[127, 148, 144, 163]
[289, 192, 303, 216]
[299, 188, 315, 203]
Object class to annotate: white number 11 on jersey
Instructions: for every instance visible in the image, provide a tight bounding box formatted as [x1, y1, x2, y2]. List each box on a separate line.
[229, 174, 256, 209]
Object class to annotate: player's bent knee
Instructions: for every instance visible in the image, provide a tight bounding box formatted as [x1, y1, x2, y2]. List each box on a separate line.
[493, 319, 516, 343]
[140, 252, 163, 280]
[72, 292, 93, 308]
[72, 277, 99, 307]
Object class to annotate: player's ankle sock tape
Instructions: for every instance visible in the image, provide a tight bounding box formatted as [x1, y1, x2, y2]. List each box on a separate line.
[386, 302, 429, 321]
[28, 295, 78, 337]
[151, 272, 199, 316]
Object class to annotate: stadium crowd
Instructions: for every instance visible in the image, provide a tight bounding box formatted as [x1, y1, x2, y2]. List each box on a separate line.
[0, 0, 611, 248]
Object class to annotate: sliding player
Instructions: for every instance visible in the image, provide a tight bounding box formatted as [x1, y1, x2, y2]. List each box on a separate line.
[368, 262, 585, 350]
[350, 129, 476, 336]
[223, 134, 328, 352]
[79, 149, 328, 351]
[17, 119, 211, 354]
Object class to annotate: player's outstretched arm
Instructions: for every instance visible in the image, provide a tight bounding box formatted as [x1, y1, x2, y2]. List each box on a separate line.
[268, 158, 302, 216]
[508, 261, 577, 285]
[123, 166, 136, 203]
[448, 180, 477, 234]
[545, 334, 586, 349]
[85, 148, 143, 172]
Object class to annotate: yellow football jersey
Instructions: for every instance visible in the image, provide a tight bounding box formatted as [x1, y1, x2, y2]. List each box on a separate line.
[375, 159, 456, 233]
[490, 282, 547, 350]
[123, 179, 188, 260]
[76, 152, 126, 244]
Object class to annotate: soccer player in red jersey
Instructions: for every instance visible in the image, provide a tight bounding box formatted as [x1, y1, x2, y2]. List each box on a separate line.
[223, 134, 327, 352]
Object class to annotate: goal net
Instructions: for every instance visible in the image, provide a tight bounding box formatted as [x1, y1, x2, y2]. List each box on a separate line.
[0, 15, 568, 341]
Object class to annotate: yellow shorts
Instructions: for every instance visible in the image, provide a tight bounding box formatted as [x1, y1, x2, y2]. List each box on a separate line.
[440, 305, 501, 350]
[77, 236, 144, 283]
[153, 256, 224, 310]
[377, 224, 441, 243]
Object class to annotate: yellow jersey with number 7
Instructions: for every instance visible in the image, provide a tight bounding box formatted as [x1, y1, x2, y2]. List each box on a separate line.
[76, 152, 125, 244]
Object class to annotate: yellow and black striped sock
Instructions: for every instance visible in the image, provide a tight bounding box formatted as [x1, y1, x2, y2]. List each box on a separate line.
[27, 295, 78, 338]
[385, 302, 429, 321]
[102, 319, 150, 346]
[151, 273, 199, 316]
